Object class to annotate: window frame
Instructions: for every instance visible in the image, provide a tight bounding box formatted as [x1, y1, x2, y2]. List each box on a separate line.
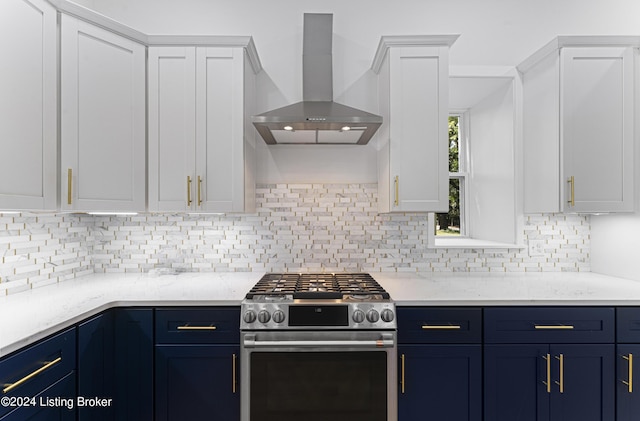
[435, 111, 470, 238]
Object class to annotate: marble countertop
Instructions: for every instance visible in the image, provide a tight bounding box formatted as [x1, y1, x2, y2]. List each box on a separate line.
[3, 271, 640, 357]
[0, 272, 259, 357]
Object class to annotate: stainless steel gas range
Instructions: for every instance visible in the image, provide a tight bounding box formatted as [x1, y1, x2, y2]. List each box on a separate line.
[240, 273, 397, 421]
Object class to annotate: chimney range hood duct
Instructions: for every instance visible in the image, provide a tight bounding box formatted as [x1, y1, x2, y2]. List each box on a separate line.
[252, 13, 382, 145]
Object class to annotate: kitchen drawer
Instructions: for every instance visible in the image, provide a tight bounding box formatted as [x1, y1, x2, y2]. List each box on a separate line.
[484, 307, 614, 344]
[617, 307, 640, 343]
[397, 307, 482, 344]
[0, 328, 76, 418]
[155, 307, 240, 344]
[0, 372, 76, 421]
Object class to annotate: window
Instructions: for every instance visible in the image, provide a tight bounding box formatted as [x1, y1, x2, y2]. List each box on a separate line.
[436, 114, 468, 237]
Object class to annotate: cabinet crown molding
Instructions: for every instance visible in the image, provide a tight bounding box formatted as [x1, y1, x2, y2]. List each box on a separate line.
[47, 0, 262, 73]
[371, 34, 460, 74]
[517, 35, 640, 74]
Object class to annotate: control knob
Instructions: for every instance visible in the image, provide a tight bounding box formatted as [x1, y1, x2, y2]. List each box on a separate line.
[352, 309, 365, 324]
[272, 309, 286, 324]
[381, 309, 395, 323]
[243, 310, 257, 324]
[257, 310, 271, 324]
[366, 309, 380, 323]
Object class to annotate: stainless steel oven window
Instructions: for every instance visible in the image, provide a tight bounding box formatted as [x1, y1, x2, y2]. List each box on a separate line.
[250, 351, 387, 421]
[240, 331, 397, 421]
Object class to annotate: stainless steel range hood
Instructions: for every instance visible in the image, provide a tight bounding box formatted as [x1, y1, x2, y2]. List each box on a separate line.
[252, 13, 382, 145]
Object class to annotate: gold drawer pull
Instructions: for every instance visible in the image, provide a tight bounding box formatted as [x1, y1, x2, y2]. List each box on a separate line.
[177, 325, 217, 331]
[542, 354, 551, 393]
[534, 325, 574, 330]
[422, 324, 462, 330]
[567, 176, 575, 207]
[623, 354, 633, 393]
[187, 176, 193, 206]
[3, 357, 62, 394]
[67, 169, 72, 205]
[555, 354, 565, 393]
[197, 176, 203, 206]
[394, 176, 399, 207]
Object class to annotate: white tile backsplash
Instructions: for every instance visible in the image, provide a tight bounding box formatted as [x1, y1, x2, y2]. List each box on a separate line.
[0, 183, 590, 294]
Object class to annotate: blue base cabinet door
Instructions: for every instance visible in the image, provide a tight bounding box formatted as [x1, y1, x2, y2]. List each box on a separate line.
[78, 312, 115, 421]
[114, 309, 154, 421]
[398, 344, 481, 421]
[617, 344, 640, 421]
[485, 344, 614, 421]
[77, 309, 153, 421]
[550, 344, 614, 421]
[155, 345, 239, 421]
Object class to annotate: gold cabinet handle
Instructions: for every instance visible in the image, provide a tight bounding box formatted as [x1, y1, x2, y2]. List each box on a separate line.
[567, 176, 575, 206]
[394, 176, 399, 207]
[232, 353, 237, 394]
[3, 357, 62, 394]
[187, 176, 192, 206]
[176, 325, 217, 331]
[555, 354, 564, 393]
[67, 169, 72, 205]
[197, 176, 202, 206]
[543, 353, 551, 393]
[623, 354, 633, 393]
[534, 325, 574, 330]
[422, 324, 462, 330]
[400, 354, 406, 394]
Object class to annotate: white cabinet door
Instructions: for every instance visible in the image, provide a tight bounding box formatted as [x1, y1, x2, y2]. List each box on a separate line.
[378, 46, 449, 213]
[561, 47, 634, 213]
[195, 47, 249, 213]
[60, 15, 146, 212]
[148, 47, 197, 212]
[0, 0, 57, 210]
[148, 46, 254, 213]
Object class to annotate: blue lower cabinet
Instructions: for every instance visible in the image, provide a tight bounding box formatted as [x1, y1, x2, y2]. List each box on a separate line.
[114, 309, 154, 421]
[0, 372, 76, 421]
[77, 308, 153, 421]
[0, 329, 76, 420]
[485, 344, 615, 421]
[398, 344, 481, 421]
[155, 345, 240, 421]
[617, 344, 640, 421]
[77, 311, 115, 421]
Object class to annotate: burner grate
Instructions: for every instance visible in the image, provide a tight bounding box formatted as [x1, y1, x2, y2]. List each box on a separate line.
[245, 273, 389, 299]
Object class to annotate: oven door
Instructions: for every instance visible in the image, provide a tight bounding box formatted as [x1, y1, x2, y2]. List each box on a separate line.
[240, 330, 397, 421]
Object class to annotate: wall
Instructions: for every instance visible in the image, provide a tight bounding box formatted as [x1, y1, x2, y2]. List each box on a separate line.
[591, 214, 640, 281]
[0, 184, 590, 295]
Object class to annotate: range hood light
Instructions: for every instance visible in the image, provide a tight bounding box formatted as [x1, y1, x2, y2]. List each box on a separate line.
[341, 126, 351, 131]
[284, 125, 294, 131]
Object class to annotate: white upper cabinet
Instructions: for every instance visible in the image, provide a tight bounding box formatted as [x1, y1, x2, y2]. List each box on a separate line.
[148, 42, 259, 213]
[60, 14, 146, 212]
[561, 47, 634, 213]
[148, 46, 197, 212]
[0, 0, 57, 210]
[373, 36, 458, 213]
[521, 37, 636, 214]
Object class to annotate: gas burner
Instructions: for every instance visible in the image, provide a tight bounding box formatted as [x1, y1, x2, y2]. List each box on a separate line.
[245, 273, 390, 300]
[241, 272, 395, 331]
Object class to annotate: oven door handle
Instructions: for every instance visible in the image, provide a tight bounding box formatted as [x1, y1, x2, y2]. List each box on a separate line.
[243, 335, 395, 349]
